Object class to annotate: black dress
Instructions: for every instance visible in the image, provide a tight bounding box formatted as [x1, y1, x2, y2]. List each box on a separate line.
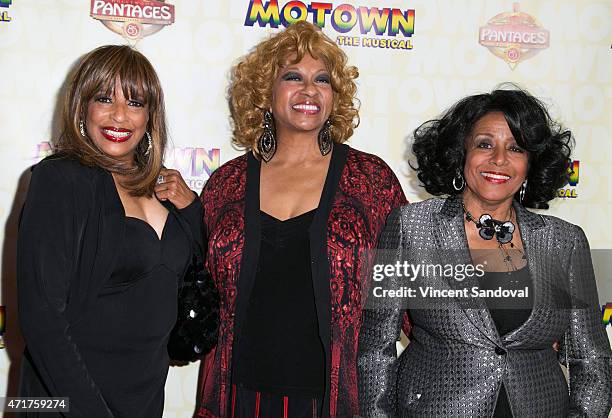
[69, 213, 190, 417]
[17, 158, 204, 418]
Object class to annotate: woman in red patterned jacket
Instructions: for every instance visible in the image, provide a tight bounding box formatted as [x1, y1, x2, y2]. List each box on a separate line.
[197, 22, 407, 418]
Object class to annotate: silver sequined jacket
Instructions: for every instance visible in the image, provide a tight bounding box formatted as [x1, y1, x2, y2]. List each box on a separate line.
[357, 197, 612, 417]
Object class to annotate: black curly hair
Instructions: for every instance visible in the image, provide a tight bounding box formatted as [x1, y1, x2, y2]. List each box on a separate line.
[411, 86, 573, 209]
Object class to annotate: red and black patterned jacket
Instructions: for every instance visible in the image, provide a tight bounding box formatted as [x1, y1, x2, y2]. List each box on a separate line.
[197, 144, 407, 418]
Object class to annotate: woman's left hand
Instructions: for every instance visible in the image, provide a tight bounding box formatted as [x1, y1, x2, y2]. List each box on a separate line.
[154, 168, 195, 210]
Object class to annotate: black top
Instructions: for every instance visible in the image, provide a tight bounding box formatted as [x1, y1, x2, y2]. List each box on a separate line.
[479, 267, 533, 417]
[479, 267, 533, 335]
[231, 145, 350, 417]
[234, 209, 325, 397]
[72, 213, 191, 417]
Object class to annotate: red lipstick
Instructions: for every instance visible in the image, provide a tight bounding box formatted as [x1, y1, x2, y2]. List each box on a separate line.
[100, 127, 133, 143]
[480, 171, 511, 184]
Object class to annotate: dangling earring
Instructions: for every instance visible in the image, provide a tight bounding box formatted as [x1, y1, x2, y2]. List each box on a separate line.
[453, 169, 465, 191]
[519, 179, 527, 204]
[318, 119, 333, 156]
[257, 110, 276, 162]
[144, 132, 152, 156]
[79, 120, 86, 137]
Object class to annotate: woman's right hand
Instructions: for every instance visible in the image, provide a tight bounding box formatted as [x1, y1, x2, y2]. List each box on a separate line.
[154, 168, 195, 209]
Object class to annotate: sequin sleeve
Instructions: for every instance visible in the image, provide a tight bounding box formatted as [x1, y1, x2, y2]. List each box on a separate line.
[358, 207, 405, 417]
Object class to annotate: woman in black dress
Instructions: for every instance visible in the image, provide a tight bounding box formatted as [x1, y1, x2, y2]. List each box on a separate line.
[17, 45, 204, 417]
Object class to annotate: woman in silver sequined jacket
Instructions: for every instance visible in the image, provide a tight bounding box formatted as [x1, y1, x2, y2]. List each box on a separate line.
[357, 87, 612, 417]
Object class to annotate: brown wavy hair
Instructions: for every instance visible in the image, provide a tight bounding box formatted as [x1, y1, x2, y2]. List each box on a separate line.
[54, 45, 167, 196]
[229, 21, 359, 155]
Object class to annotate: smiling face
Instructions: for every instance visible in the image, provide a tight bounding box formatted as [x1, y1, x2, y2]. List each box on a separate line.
[85, 77, 149, 165]
[463, 111, 529, 207]
[270, 53, 333, 138]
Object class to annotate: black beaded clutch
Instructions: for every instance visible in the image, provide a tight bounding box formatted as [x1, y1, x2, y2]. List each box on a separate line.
[168, 255, 219, 362]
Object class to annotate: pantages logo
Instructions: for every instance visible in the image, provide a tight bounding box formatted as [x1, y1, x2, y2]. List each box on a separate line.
[0, 0, 12, 23]
[245, 1, 415, 51]
[479, 2, 549, 69]
[90, 0, 175, 41]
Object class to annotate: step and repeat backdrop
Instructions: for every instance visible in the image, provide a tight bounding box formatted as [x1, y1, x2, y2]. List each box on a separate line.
[0, 1, 610, 416]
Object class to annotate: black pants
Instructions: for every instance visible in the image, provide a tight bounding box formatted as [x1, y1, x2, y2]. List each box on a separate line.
[231, 385, 322, 418]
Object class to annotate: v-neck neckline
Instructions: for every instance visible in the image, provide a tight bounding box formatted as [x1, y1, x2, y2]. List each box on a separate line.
[437, 195, 545, 345]
[260, 207, 317, 223]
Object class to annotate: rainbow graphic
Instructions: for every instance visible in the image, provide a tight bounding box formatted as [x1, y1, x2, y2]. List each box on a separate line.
[603, 303, 612, 327]
[168, 147, 220, 179]
[246, 0, 281, 27]
[166, 147, 220, 192]
[331, 4, 357, 33]
[568, 160, 579, 187]
[558, 159, 580, 198]
[0, 0, 11, 22]
[36, 141, 53, 161]
[358, 7, 390, 36]
[390, 9, 415, 37]
[281, 1, 308, 26]
[245, 0, 414, 37]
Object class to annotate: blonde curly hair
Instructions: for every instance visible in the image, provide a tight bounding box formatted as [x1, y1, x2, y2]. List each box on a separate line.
[229, 21, 359, 155]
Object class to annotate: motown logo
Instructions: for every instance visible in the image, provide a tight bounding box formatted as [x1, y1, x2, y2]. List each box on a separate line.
[90, 0, 175, 41]
[245, 1, 415, 51]
[167, 147, 220, 191]
[558, 160, 579, 199]
[478, 3, 549, 69]
[603, 303, 612, 327]
[0, 0, 12, 23]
